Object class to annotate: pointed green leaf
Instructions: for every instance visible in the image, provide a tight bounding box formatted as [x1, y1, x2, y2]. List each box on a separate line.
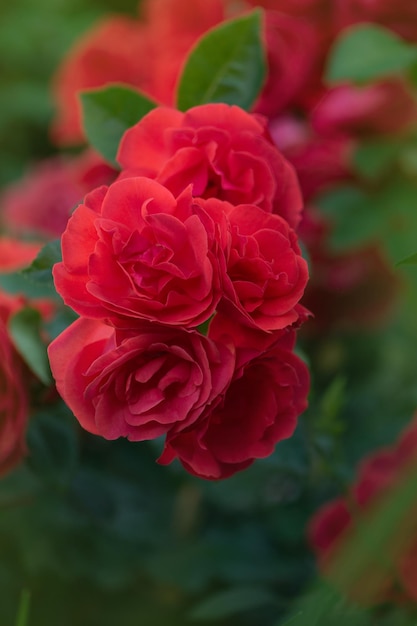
[22, 238, 62, 289]
[326, 24, 417, 84]
[80, 84, 158, 166]
[177, 10, 266, 111]
[9, 307, 52, 385]
[396, 251, 417, 266]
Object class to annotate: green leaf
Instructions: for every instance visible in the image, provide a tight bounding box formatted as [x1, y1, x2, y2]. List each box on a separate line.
[396, 251, 417, 266]
[15, 589, 31, 626]
[189, 586, 277, 620]
[80, 84, 158, 166]
[22, 239, 62, 289]
[9, 307, 52, 385]
[177, 9, 266, 111]
[326, 24, 417, 84]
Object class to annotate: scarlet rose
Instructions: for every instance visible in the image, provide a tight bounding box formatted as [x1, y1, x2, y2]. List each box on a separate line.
[117, 104, 303, 228]
[159, 330, 309, 479]
[0, 320, 29, 476]
[209, 200, 308, 331]
[48, 317, 234, 442]
[53, 177, 226, 327]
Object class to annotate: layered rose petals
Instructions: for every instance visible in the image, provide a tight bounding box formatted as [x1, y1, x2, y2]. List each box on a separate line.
[159, 331, 309, 479]
[48, 317, 235, 442]
[53, 177, 224, 327]
[117, 104, 303, 228]
[217, 201, 308, 330]
[49, 102, 310, 480]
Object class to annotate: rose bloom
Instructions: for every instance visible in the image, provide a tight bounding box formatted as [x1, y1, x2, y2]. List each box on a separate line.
[0, 150, 116, 240]
[48, 316, 235, 442]
[0, 319, 29, 477]
[159, 328, 309, 479]
[117, 103, 303, 228]
[309, 415, 417, 605]
[53, 177, 227, 327]
[203, 199, 308, 331]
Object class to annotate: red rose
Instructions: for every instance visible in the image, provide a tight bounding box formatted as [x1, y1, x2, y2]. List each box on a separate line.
[308, 414, 417, 605]
[209, 200, 308, 331]
[1, 151, 116, 239]
[48, 317, 234, 442]
[0, 320, 29, 476]
[312, 80, 417, 138]
[159, 330, 309, 479]
[335, 0, 417, 42]
[117, 104, 303, 228]
[53, 177, 226, 327]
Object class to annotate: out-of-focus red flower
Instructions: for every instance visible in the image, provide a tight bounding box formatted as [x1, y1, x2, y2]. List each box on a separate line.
[309, 415, 417, 605]
[270, 116, 352, 202]
[50, 17, 155, 145]
[252, 11, 322, 119]
[0, 151, 116, 240]
[335, 0, 417, 42]
[118, 103, 303, 228]
[0, 320, 30, 477]
[312, 80, 417, 139]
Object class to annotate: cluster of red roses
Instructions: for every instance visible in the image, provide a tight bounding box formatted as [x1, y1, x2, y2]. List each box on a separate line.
[3, 0, 415, 333]
[309, 415, 417, 605]
[47, 103, 310, 479]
